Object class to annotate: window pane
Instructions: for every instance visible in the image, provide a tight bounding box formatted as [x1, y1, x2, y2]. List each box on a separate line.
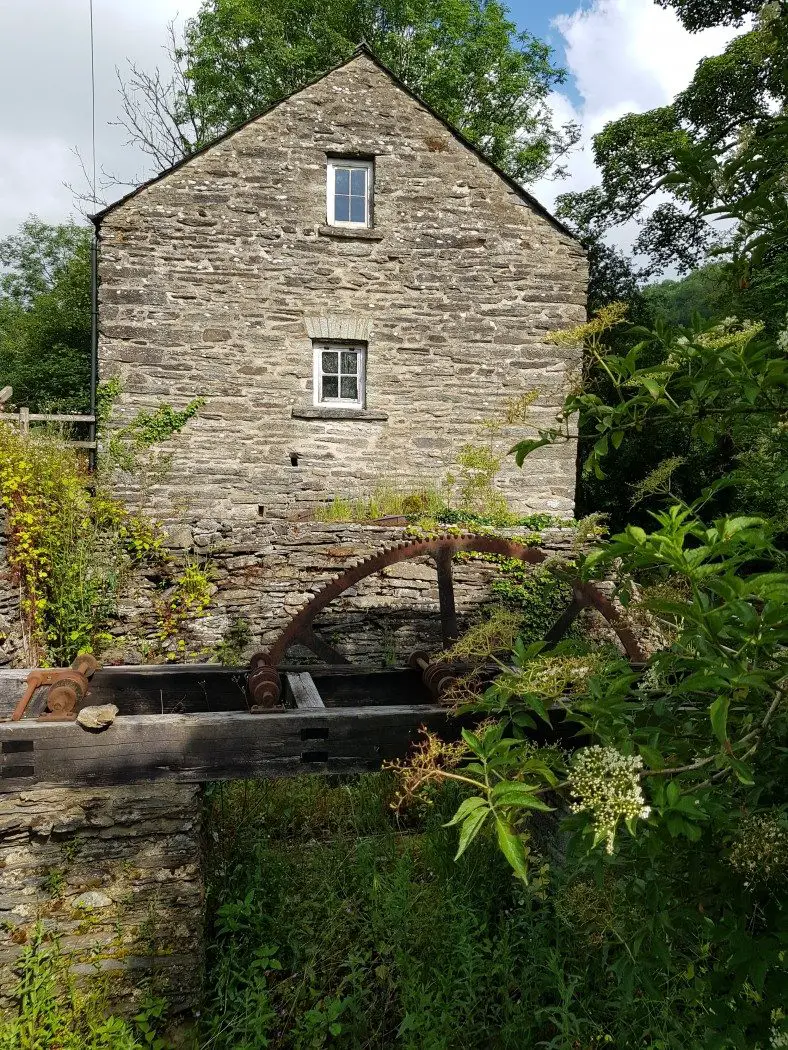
[334, 195, 350, 222]
[340, 376, 358, 400]
[334, 168, 350, 195]
[340, 350, 358, 375]
[321, 351, 338, 374]
[349, 195, 366, 224]
[350, 167, 366, 196]
[321, 376, 339, 399]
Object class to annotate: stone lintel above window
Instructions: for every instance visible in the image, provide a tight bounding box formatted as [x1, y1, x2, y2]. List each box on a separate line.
[304, 315, 372, 342]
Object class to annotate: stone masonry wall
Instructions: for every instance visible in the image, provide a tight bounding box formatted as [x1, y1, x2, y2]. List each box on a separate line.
[98, 51, 586, 528]
[0, 782, 203, 1016]
[0, 527, 26, 668]
[102, 520, 578, 666]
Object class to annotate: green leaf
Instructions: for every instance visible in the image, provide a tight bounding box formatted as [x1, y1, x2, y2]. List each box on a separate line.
[495, 819, 530, 880]
[444, 795, 488, 828]
[510, 437, 551, 466]
[728, 758, 755, 786]
[642, 376, 662, 399]
[709, 694, 731, 746]
[491, 782, 552, 810]
[454, 805, 490, 861]
[461, 728, 483, 755]
[639, 744, 664, 770]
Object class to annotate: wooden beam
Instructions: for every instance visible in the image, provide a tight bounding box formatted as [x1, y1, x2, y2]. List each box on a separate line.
[434, 546, 458, 647]
[0, 704, 461, 791]
[286, 672, 325, 709]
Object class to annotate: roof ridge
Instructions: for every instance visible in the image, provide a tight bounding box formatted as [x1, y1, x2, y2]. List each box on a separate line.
[91, 41, 579, 242]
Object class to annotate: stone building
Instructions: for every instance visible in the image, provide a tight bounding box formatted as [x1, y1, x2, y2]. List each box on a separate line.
[94, 44, 587, 527]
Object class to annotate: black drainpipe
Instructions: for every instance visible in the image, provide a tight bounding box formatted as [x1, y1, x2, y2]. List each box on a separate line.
[89, 224, 98, 472]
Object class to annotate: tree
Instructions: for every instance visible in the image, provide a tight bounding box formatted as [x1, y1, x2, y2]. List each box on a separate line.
[119, 0, 579, 184]
[556, 1, 788, 280]
[0, 218, 92, 412]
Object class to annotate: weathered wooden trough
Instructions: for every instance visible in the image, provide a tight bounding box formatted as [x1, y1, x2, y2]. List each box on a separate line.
[0, 663, 459, 790]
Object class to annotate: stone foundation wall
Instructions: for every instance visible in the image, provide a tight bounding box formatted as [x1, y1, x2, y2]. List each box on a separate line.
[103, 520, 577, 665]
[0, 529, 26, 668]
[0, 783, 203, 1015]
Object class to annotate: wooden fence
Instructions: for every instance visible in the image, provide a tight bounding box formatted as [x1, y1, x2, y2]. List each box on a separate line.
[0, 406, 96, 450]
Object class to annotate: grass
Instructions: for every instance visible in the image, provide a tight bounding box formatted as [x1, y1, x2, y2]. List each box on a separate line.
[311, 484, 574, 531]
[0, 774, 717, 1049]
[198, 774, 713, 1050]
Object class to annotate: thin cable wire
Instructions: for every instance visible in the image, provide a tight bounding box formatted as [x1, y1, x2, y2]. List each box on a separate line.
[89, 0, 97, 204]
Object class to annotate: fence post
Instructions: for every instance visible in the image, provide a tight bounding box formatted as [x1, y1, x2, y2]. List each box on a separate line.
[18, 407, 29, 435]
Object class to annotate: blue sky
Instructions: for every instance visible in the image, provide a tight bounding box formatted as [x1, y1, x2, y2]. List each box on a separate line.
[508, 0, 587, 105]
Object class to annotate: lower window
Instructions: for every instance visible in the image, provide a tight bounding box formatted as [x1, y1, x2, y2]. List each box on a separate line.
[313, 343, 366, 407]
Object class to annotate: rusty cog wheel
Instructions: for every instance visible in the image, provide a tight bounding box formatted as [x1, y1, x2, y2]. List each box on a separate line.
[246, 533, 645, 709]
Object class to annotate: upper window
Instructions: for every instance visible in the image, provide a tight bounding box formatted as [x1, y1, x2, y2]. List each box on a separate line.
[313, 343, 366, 407]
[326, 159, 373, 228]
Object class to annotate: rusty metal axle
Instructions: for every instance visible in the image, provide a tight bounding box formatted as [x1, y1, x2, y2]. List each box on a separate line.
[10, 654, 98, 722]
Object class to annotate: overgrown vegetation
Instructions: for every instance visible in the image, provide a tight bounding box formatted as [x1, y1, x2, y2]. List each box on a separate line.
[0, 928, 162, 1050]
[0, 381, 207, 665]
[199, 773, 755, 1049]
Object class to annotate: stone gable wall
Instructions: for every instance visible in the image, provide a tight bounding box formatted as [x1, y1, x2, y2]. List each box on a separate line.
[98, 53, 586, 527]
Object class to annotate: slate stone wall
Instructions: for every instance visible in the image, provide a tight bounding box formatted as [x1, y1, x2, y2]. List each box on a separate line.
[98, 52, 586, 527]
[0, 782, 203, 1015]
[102, 520, 578, 666]
[0, 526, 26, 668]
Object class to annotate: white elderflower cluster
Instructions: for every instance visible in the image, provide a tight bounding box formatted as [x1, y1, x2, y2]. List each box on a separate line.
[569, 746, 651, 854]
[729, 814, 788, 889]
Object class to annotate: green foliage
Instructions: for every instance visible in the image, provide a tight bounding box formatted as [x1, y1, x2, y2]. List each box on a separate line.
[103, 388, 206, 473]
[0, 425, 127, 662]
[154, 561, 213, 658]
[215, 615, 253, 665]
[0, 218, 91, 412]
[200, 771, 750, 1048]
[313, 484, 447, 522]
[642, 262, 739, 327]
[556, 3, 788, 293]
[165, 0, 579, 185]
[488, 563, 573, 641]
[0, 401, 207, 664]
[0, 928, 150, 1050]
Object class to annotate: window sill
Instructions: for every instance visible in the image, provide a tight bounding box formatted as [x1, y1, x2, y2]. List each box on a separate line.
[318, 225, 384, 242]
[291, 406, 389, 422]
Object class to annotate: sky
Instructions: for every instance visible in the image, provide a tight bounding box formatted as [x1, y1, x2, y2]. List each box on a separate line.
[0, 0, 742, 242]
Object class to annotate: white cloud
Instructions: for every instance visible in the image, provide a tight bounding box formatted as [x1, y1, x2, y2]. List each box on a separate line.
[0, 0, 201, 236]
[531, 0, 744, 242]
[0, 0, 745, 245]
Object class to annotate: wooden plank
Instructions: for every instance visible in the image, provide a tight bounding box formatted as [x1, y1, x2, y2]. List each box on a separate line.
[0, 705, 461, 790]
[0, 666, 436, 717]
[27, 413, 95, 423]
[286, 672, 325, 709]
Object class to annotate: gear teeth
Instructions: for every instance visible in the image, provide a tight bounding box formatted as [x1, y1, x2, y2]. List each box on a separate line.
[252, 532, 645, 668]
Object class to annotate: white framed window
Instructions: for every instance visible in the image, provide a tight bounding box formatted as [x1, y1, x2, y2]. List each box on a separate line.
[326, 158, 373, 228]
[313, 343, 366, 407]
